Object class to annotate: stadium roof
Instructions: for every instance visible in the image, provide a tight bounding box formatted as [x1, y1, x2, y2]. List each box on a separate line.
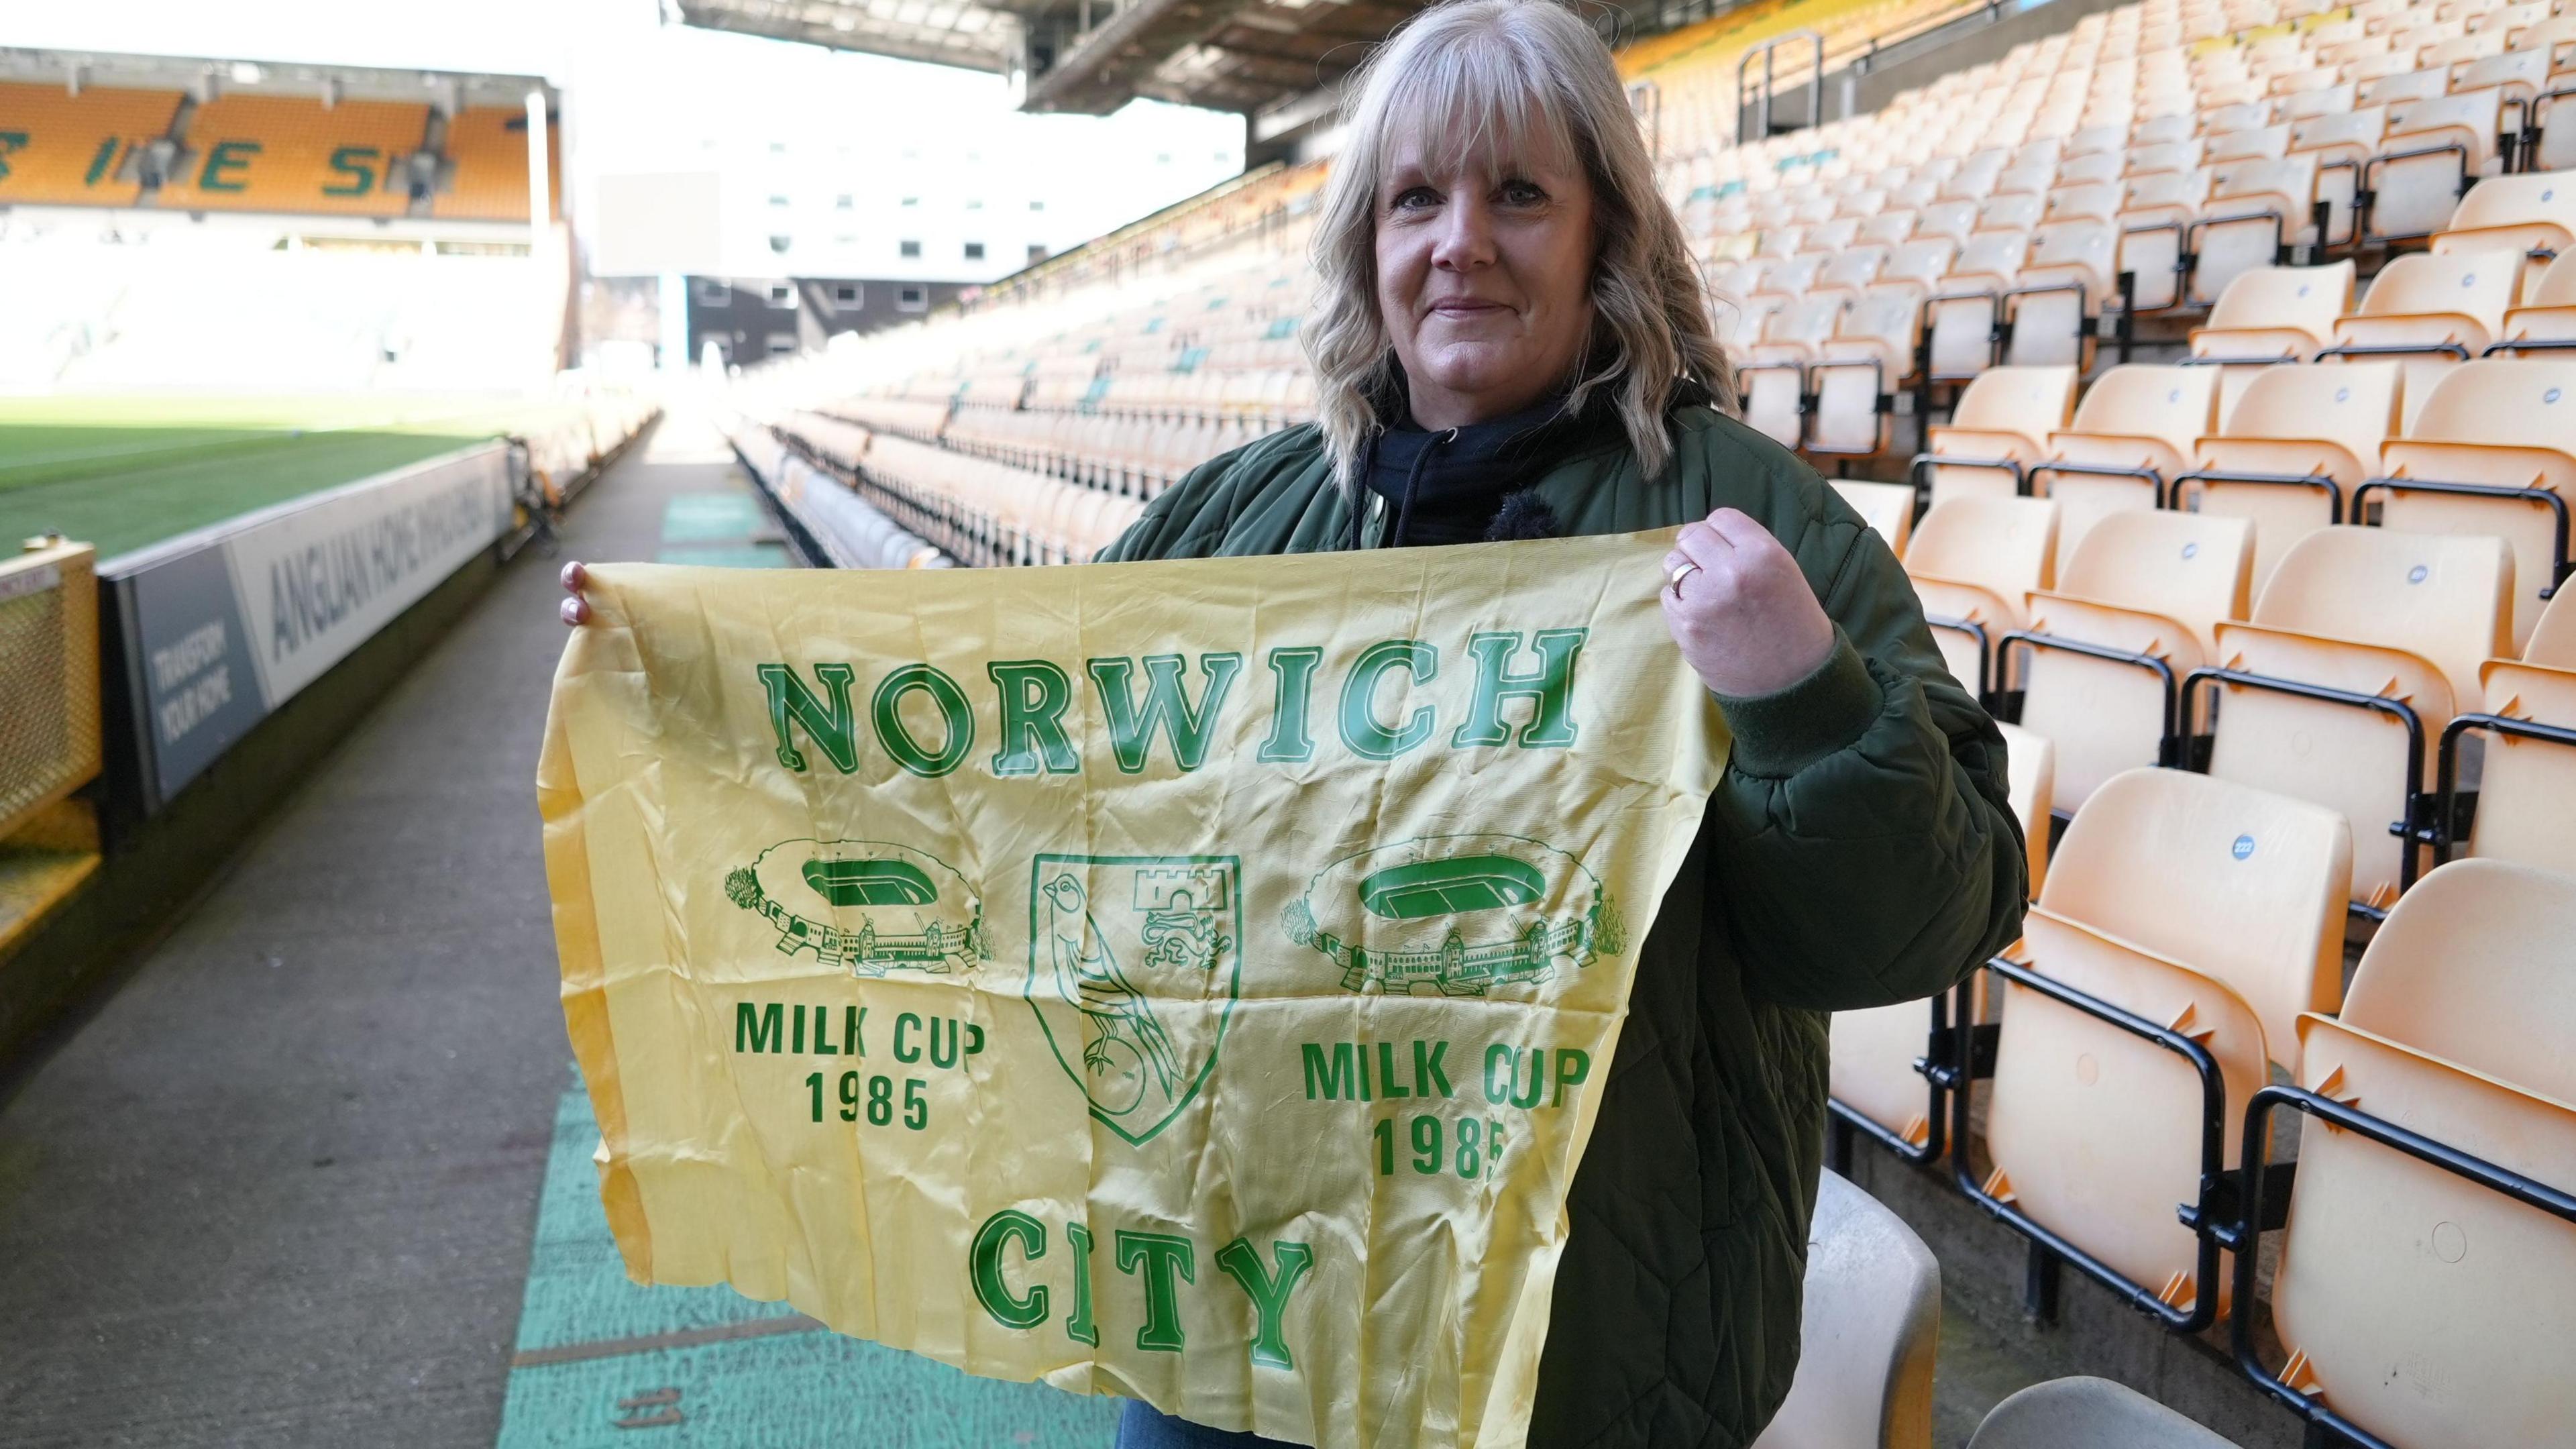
[672, 0, 1472, 116]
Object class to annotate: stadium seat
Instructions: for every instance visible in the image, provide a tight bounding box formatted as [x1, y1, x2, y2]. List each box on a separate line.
[0, 83, 184, 207]
[2013, 508, 2253, 806]
[2198, 527, 2513, 907]
[2369, 358, 2576, 649]
[2367, 89, 2510, 243]
[1971, 767, 2351, 1325]
[1904, 496, 2062, 694]
[1748, 1171, 1939, 1449]
[1829, 480, 1919, 554]
[2323, 248, 2521, 428]
[2492, 250, 2576, 354]
[2289, 105, 2388, 246]
[1968, 1377, 2242, 1448]
[2008, 219, 2116, 368]
[2255, 859, 2576, 1449]
[2186, 154, 2322, 307]
[2187, 261, 2357, 421]
[433, 107, 557, 221]
[2444, 657, 2576, 873]
[156, 94, 432, 216]
[1811, 291, 1928, 455]
[1920, 365, 2080, 506]
[2429, 170, 2576, 298]
[2180, 359, 2401, 593]
[2033, 364, 2222, 574]
[1928, 229, 2033, 378]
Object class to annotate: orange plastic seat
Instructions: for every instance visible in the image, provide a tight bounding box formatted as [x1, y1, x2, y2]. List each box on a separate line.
[2034, 365, 2222, 574]
[1829, 480, 1919, 555]
[2443, 659, 2576, 873]
[2182, 360, 2402, 593]
[2255, 859, 2576, 1449]
[2015, 509, 2255, 807]
[2198, 527, 2514, 908]
[2430, 170, 2576, 299]
[1905, 496, 2062, 694]
[2324, 249, 2521, 428]
[2369, 358, 2576, 649]
[1971, 768, 2352, 1327]
[2526, 588, 2576, 667]
[2188, 261, 2357, 421]
[1921, 366, 2080, 507]
[2492, 250, 2576, 355]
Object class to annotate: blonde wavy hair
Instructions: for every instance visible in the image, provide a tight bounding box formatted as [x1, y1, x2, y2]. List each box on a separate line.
[1303, 0, 1733, 494]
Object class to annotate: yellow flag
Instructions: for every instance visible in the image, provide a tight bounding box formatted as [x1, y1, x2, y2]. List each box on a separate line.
[539, 530, 1726, 1448]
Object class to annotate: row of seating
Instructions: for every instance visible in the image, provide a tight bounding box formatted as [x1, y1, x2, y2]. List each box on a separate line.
[939, 403, 1293, 497]
[0, 80, 555, 220]
[1829, 763, 2576, 1449]
[773, 411, 1143, 567]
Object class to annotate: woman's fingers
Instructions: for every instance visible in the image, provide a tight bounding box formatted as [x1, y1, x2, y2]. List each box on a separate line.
[559, 560, 591, 627]
[560, 595, 590, 627]
[560, 560, 588, 593]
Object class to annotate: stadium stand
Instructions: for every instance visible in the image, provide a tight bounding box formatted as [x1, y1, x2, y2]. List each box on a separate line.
[155, 94, 433, 217]
[0, 81, 183, 207]
[1967, 1377, 2243, 1447]
[1750, 1171, 1941, 1449]
[432, 106, 559, 221]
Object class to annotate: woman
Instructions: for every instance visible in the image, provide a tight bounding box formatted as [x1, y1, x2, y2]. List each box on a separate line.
[567, 3, 2023, 1441]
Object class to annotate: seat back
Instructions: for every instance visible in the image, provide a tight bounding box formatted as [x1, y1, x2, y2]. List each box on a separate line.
[1968, 1377, 2242, 1448]
[1998, 719, 2054, 896]
[1748, 1171, 1940, 1449]
[1948, 364, 2081, 445]
[1908, 497, 2061, 687]
[1829, 480, 1918, 555]
[2055, 508, 2254, 658]
[2063, 364, 2224, 460]
[2342, 857, 2576, 1093]
[2253, 525, 2515, 709]
[2197, 262, 2356, 354]
[2430, 170, 2576, 292]
[2272, 1012, 2576, 1449]
[2041, 766, 2352, 1057]
[2191, 360, 2401, 591]
[2527, 588, 2576, 667]
[2378, 358, 2576, 649]
[2463, 661, 2576, 875]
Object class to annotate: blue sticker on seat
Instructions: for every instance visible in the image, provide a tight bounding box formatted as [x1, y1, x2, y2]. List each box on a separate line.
[2233, 834, 2256, 860]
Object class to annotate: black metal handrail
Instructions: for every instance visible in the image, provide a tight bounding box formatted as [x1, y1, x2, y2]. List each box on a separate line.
[2163, 466, 2343, 518]
[2432, 711, 2576, 865]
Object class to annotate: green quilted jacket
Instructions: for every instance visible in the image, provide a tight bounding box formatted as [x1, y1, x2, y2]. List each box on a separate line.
[1098, 403, 2026, 1448]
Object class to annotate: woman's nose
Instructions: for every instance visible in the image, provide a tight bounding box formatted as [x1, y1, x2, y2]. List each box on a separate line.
[1430, 196, 1496, 271]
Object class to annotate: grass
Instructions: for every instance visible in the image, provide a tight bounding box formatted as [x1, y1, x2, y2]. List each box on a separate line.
[0, 393, 581, 560]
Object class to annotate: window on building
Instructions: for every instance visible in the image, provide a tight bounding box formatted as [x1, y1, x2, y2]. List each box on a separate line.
[769, 195, 790, 207]
[767, 284, 796, 308]
[768, 235, 792, 254]
[832, 283, 861, 307]
[900, 239, 921, 258]
[963, 241, 985, 260]
[898, 286, 928, 313]
[692, 278, 731, 305]
[835, 195, 853, 209]
[965, 199, 983, 211]
[1027, 244, 1048, 263]
[900, 196, 919, 207]
[767, 333, 798, 356]
[1030, 199, 1044, 211]
[769, 142, 788, 154]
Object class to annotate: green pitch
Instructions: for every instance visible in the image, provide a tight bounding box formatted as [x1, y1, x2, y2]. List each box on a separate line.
[0, 393, 581, 560]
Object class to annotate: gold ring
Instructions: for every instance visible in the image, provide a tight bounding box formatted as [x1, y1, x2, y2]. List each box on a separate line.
[1668, 561, 1701, 592]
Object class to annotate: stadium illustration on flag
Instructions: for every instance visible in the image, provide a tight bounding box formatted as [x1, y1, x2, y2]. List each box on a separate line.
[727, 837, 989, 974]
[1283, 833, 1622, 997]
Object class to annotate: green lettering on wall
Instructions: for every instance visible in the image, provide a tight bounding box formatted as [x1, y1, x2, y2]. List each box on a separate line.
[83, 136, 120, 186]
[1085, 653, 1242, 774]
[872, 663, 975, 777]
[1114, 1230, 1195, 1353]
[322, 144, 379, 197]
[1063, 1221, 1099, 1346]
[756, 662, 860, 773]
[735, 1002, 784, 1053]
[1256, 646, 1322, 763]
[1212, 1238, 1316, 1370]
[1338, 640, 1438, 759]
[199, 139, 260, 192]
[1452, 629, 1587, 748]
[0, 132, 31, 183]
[987, 660, 1079, 776]
[970, 1211, 1050, 1330]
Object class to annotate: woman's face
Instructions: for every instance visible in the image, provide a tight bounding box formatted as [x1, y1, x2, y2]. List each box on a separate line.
[1374, 123, 1597, 430]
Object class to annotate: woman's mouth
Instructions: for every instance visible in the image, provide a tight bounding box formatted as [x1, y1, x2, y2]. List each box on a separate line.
[1428, 299, 1509, 317]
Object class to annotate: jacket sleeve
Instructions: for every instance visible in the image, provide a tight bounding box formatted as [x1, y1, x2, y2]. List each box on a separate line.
[1704, 501, 2028, 1012]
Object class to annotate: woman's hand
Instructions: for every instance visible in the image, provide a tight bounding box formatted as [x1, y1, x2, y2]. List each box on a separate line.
[559, 561, 593, 626]
[1658, 508, 1835, 698]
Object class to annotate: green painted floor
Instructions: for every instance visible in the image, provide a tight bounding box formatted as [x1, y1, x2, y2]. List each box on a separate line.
[654, 490, 791, 568]
[493, 1081, 1118, 1448]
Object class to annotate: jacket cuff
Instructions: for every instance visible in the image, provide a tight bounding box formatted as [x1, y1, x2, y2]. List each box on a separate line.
[1711, 629, 1884, 779]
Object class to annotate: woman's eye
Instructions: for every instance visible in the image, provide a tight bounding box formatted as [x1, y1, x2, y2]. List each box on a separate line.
[1499, 180, 1547, 207]
[1391, 186, 1439, 211]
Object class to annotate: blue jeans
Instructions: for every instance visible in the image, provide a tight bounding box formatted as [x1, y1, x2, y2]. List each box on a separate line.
[1114, 1400, 1301, 1448]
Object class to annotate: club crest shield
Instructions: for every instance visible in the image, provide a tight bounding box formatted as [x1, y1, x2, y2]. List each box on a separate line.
[1025, 854, 1240, 1146]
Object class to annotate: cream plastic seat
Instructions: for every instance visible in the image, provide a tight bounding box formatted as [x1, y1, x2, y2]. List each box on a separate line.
[1827, 721, 2051, 1158]
[2265, 859, 2576, 1449]
[1905, 496, 2062, 694]
[1748, 1171, 1940, 1449]
[2035, 364, 2223, 574]
[2430, 170, 2576, 300]
[2006, 221, 2114, 368]
[2369, 89, 2510, 242]
[2493, 250, 2576, 354]
[1968, 1377, 2242, 1448]
[2528, 588, 2576, 667]
[1811, 291, 1927, 457]
[1928, 229, 2034, 379]
[2188, 262, 2357, 422]
[2017, 509, 2254, 806]
[2371, 358, 2576, 649]
[2288, 105, 2388, 245]
[1829, 479, 1919, 555]
[1978, 768, 2352, 1322]
[2451, 658, 2576, 873]
[2324, 248, 2521, 428]
[2204, 527, 2514, 906]
[2182, 360, 2402, 593]
[1922, 365, 2080, 507]
[2188, 154, 2322, 307]
[2113, 168, 2215, 310]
